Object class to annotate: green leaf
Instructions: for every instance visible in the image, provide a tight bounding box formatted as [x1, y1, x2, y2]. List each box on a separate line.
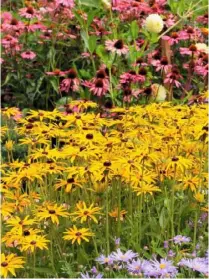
[130, 20, 139, 40]
[79, 0, 101, 8]
[80, 30, 89, 49]
[30, 267, 55, 276]
[2, 73, 12, 86]
[49, 78, 59, 93]
[88, 36, 97, 53]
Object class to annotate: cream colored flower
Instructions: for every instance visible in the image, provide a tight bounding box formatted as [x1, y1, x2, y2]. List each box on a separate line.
[195, 43, 208, 54]
[101, 0, 111, 9]
[151, 84, 167, 101]
[145, 14, 164, 34]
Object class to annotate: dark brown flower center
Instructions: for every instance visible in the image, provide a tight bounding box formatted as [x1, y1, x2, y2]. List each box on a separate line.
[67, 178, 75, 183]
[68, 69, 77, 79]
[189, 44, 197, 52]
[103, 161, 112, 167]
[11, 18, 18, 25]
[171, 32, 178, 39]
[144, 87, 152, 95]
[187, 27, 194, 34]
[86, 133, 94, 140]
[30, 240, 36, 245]
[95, 79, 104, 88]
[26, 7, 34, 14]
[124, 88, 132, 96]
[161, 56, 168, 65]
[172, 157, 179, 162]
[83, 211, 89, 215]
[153, 51, 161, 60]
[23, 230, 30, 236]
[26, 124, 33, 129]
[138, 67, 147, 75]
[96, 70, 106, 79]
[49, 210, 56, 214]
[75, 232, 82, 236]
[136, 57, 143, 64]
[1, 262, 8, 267]
[114, 39, 124, 49]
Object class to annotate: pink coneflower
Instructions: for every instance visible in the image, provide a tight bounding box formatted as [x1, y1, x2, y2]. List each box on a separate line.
[105, 39, 129, 56]
[164, 66, 182, 88]
[133, 57, 148, 67]
[196, 14, 208, 25]
[162, 32, 181, 45]
[83, 79, 109, 97]
[178, 26, 202, 40]
[122, 87, 139, 103]
[19, 7, 41, 20]
[180, 44, 199, 56]
[60, 69, 80, 93]
[90, 18, 112, 36]
[55, 0, 75, 8]
[2, 35, 19, 49]
[27, 21, 46, 32]
[151, 56, 172, 73]
[92, 69, 109, 86]
[195, 64, 208, 77]
[120, 70, 146, 84]
[164, 14, 176, 28]
[21, 51, 36, 60]
[1, 12, 12, 22]
[46, 69, 66, 76]
[2, 18, 25, 32]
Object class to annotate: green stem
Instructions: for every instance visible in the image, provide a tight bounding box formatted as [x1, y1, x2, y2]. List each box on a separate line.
[138, 194, 143, 247]
[105, 189, 110, 255]
[193, 209, 198, 249]
[117, 180, 121, 237]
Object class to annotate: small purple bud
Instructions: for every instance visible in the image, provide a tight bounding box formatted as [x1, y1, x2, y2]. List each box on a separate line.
[91, 266, 98, 274]
[168, 250, 175, 258]
[114, 237, 120, 246]
[164, 241, 169, 249]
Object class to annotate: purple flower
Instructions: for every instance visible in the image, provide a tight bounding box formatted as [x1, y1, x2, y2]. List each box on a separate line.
[168, 250, 176, 258]
[164, 241, 169, 249]
[178, 257, 208, 275]
[91, 266, 98, 274]
[96, 254, 113, 265]
[173, 235, 191, 245]
[143, 258, 178, 278]
[80, 272, 103, 278]
[110, 249, 138, 263]
[114, 237, 120, 246]
[126, 259, 147, 275]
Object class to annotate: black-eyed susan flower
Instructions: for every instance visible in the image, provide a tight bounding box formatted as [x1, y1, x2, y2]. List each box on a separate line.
[70, 201, 101, 223]
[1, 253, 25, 278]
[36, 203, 70, 225]
[20, 234, 49, 252]
[132, 183, 161, 196]
[109, 208, 127, 221]
[63, 225, 94, 245]
[5, 215, 36, 234]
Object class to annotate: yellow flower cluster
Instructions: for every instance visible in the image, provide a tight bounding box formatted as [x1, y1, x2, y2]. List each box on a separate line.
[1, 100, 208, 277]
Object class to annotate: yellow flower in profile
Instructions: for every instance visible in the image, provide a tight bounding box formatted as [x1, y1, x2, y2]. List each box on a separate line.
[132, 183, 161, 196]
[20, 234, 49, 252]
[0, 253, 25, 278]
[5, 140, 14, 151]
[36, 203, 70, 225]
[5, 215, 36, 234]
[70, 201, 101, 223]
[63, 225, 94, 245]
[194, 192, 205, 203]
[109, 208, 127, 221]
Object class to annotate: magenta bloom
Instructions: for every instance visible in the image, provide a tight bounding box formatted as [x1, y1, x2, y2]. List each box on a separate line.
[46, 69, 66, 76]
[105, 39, 129, 56]
[19, 7, 41, 20]
[55, 0, 74, 8]
[151, 56, 172, 73]
[83, 79, 109, 97]
[120, 70, 145, 84]
[2, 18, 25, 32]
[162, 32, 181, 45]
[21, 51, 36, 60]
[60, 69, 80, 93]
[164, 66, 182, 88]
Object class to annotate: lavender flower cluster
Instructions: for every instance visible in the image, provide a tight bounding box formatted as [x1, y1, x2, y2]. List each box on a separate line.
[81, 237, 208, 278]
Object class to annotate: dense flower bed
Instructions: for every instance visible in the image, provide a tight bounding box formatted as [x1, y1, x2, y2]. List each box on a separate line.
[1, 100, 208, 278]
